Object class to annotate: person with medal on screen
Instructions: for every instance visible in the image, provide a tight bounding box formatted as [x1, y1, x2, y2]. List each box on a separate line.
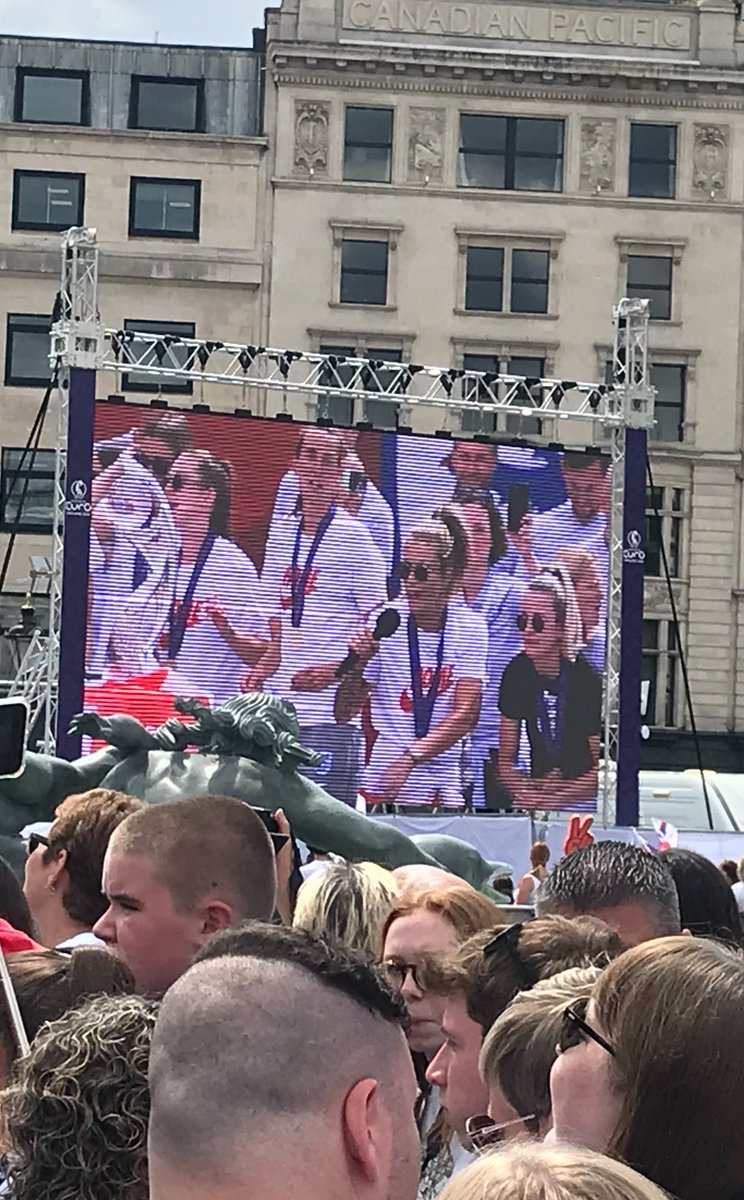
[255, 427, 387, 741]
[336, 517, 488, 808]
[497, 568, 601, 811]
[156, 449, 266, 706]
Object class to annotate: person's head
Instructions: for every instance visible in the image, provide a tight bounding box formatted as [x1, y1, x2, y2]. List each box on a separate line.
[438, 495, 507, 573]
[293, 861, 398, 962]
[530, 842, 550, 871]
[24, 788, 145, 943]
[165, 449, 231, 537]
[381, 887, 503, 1057]
[518, 569, 581, 667]
[133, 414, 194, 481]
[400, 519, 466, 626]
[149, 924, 420, 1200]
[448, 441, 497, 490]
[479, 966, 601, 1142]
[738, 854, 744, 883]
[425, 990, 489, 1145]
[719, 858, 739, 885]
[2, 993, 156, 1200]
[94, 796, 276, 995]
[537, 841, 681, 947]
[437, 1144, 670, 1200]
[560, 452, 610, 524]
[452, 914, 622, 1034]
[294, 427, 344, 516]
[550, 937, 744, 1200]
[392, 864, 466, 893]
[552, 547, 603, 641]
[0, 855, 35, 937]
[660, 847, 744, 947]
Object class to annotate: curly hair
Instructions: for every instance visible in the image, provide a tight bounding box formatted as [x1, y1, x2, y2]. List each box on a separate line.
[2, 994, 158, 1200]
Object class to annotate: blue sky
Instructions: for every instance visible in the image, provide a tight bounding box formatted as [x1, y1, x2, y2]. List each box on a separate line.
[0, 0, 268, 46]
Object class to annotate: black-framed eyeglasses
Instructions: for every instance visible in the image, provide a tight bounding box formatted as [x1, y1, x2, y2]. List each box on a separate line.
[558, 1002, 615, 1057]
[381, 959, 423, 991]
[465, 1113, 538, 1154]
[396, 560, 431, 583]
[517, 612, 545, 634]
[135, 451, 171, 479]
[27, 832, 50, 857]
[482, 922, 538, 989]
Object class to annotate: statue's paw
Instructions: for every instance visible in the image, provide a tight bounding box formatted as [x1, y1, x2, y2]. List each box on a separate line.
[68, 712, 104, 738]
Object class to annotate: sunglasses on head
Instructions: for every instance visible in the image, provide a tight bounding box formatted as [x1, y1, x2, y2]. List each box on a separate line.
[558, 1001, 615, 1057]
[396, 560, 431, 583]
[135, 452, 171, 479]
[517, 612, 545, 634]
[27, 832, 50, 857]
[482, 922, 538, 989]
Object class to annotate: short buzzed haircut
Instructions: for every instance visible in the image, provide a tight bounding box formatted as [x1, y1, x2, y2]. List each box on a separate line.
[537, 841, 680, 936]
[111, 796, 275, 919]
[150, 925, 408, 1182]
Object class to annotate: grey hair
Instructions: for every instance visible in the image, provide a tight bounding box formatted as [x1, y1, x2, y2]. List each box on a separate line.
[537, 841, 680, 935]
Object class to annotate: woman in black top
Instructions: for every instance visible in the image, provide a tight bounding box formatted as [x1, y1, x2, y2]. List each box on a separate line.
[497, 569, 601, 810]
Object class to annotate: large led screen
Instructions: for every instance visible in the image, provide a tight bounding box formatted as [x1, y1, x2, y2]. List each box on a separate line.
[69, 402, 611, 812]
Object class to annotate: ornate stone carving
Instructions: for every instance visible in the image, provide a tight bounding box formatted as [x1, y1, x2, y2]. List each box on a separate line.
[579, 119, 616, 193]
[294, 101, 330, 176]
[693, 124, 729, 198]
[407, 107, 445, 183]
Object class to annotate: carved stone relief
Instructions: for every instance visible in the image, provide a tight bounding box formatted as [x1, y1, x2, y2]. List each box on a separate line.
[407, 107, 446, 183]
[692, 124, 729, 198]
[579, 119, 617, 194]
[294, 101, 330, 176]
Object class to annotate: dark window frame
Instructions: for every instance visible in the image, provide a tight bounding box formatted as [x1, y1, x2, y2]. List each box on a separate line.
[128, 176, 202, 240]
[128, 75, 206, 133]
[649, 363, 686, 444]
[465, 246, 504, 313]
[14, 67, 90, 126]
[343, 106, 394, 183]
[629, 123, 677, 200]
[121, 319, 196, 395]
[509, 249, 550, 315]
[0, 447, 56, 534]
[4, 314, 52, 388]
[626, 254, 673, 321]
[458, 114, 564, 193]
[12, 169, 85, 233]
[339, 238, 389, 306]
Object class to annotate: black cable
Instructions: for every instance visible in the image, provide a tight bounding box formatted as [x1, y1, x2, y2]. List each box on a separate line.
[646, 456, 713, 830]
[0, 364, 58, 599]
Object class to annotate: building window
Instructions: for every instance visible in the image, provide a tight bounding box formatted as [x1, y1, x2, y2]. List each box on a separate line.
[340, 240, 388, 306]
[458, 115, 563, 192]
[629, 124, 677, 199]
[317, 342, 404, 426]
[510, 250, 550, 315]
[645, 486, 685, 578]
[12, 170, 85, 233]
[122, 319, 195, 395]
[344, 107, 394, 183]
[129, 177, 201, 239]
[465, 248, 504, 313]
[15, 68, 89, 125]
[627, 255, 672, 321]
[642, 618, 681, 728]
[650, 364, 685, 443]
[4, 315, 51, 388]
[461, 352, 544, 436]
[0, 448, 55, 532]
[129, 76, 205, 133]
[363, 347, 402, 428]
[319, 344, 356, 425]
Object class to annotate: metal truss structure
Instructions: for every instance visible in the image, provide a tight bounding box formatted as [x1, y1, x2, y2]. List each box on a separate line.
[29, 229, 652, 817]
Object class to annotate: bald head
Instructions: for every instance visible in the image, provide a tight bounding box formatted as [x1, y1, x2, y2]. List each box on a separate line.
[149, 925, 420, 1200]
[393, 864, 469, 894]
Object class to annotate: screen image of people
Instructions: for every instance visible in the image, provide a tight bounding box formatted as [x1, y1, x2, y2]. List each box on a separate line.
[77, 404, 611, 813]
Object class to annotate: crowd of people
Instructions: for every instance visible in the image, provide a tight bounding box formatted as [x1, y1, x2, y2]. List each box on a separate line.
[84, 413, 610, 810]
[0, 789, 742, 1199]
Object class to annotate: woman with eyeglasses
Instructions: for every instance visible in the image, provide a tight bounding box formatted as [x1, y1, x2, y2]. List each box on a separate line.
[549, 936, 744, 1200]
[336, 519, 488, 808]
[156, 449, 267, 705]
[497, 569, 601, 811]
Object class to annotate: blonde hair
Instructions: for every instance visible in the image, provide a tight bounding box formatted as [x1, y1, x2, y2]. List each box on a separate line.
[404, 518, 466, 591]
[737, 855, 744, 883]
[439, 1144, 669, 1200]
[479, 965, 601, 1121]
[293, 862, 398, 962]
[553, 546, 601, 638]
[526, 567, 582, 662]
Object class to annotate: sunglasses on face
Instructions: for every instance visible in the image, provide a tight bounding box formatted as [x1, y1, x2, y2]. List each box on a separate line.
[27, 832, 50, 857]
[135, 452, 171, 479]
[517, 612, 545, 634]
[465, 1113, 537, 1154]
[380, 959, 423, 991]
[558, 1002, 615, 1057]
[396, 560, 433, 583]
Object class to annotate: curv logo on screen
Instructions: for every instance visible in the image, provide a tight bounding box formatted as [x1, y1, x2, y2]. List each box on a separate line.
[65, 478, 91, 516]
[70, 479, 88, 500]
[623, 528, 645, 564]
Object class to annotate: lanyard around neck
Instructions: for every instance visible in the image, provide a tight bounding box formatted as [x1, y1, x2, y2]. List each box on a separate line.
[167, 531, 216, 659]
[407, 611, 447, 740]
[290, 505, 335, 628]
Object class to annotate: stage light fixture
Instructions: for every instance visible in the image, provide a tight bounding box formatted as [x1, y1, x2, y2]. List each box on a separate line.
[148, 398, 168, 410]
[588, 389, 602, 412]
[275, 412, 294, 423]
[105, 393, 125, 405]
[232, 408, 253, 418]
[192, 403, 210, 414]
